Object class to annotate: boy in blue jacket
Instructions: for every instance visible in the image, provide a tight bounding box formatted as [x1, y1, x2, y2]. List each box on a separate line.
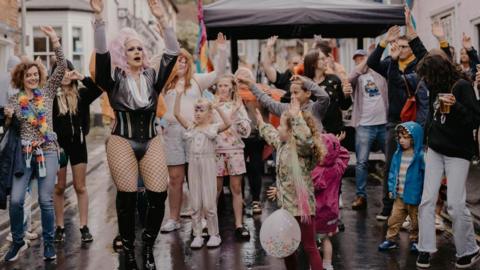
[378, 121, 425, 253]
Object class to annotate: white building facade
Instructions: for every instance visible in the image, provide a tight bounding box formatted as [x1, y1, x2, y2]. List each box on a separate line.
[412, 0, 480, 59]
[23, 0, 177, 75]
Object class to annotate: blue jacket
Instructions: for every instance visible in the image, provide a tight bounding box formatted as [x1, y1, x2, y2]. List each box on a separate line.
[0, 117, 25, 209]
[388, 121, 425, 205]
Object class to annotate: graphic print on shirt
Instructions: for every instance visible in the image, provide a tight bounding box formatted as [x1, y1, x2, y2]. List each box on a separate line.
[364, 79, 380, 97]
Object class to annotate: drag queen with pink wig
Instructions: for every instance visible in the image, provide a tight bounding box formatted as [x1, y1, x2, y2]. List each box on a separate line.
[89, 0, 179, 269]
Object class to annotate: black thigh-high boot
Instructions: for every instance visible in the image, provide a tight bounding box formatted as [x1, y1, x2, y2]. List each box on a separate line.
[143, 190, 168, 270]
[116, 191, 138, 270]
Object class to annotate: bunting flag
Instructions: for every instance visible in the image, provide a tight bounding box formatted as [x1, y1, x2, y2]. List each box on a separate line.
[195, 0, 212, 73]
[406, 0, 417, 30]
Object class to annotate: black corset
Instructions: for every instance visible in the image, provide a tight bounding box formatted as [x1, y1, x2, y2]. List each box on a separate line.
[112, 111, 157, 142]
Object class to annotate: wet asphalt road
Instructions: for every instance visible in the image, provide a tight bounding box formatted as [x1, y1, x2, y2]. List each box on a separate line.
[0, 138, 478, 270]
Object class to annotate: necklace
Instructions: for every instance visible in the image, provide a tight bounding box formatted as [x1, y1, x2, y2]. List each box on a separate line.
[18, 89, 53, 142]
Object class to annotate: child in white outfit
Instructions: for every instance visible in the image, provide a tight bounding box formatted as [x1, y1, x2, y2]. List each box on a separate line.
[174, 88, 231, 249]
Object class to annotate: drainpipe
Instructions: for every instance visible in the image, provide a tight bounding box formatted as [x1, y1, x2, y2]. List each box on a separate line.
[21, 0, 27, 54]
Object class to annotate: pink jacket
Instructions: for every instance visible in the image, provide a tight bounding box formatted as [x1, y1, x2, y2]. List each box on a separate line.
[312, 134, 350, 234]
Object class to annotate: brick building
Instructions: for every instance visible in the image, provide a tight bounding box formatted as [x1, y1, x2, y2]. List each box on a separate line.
[0, 0, 19, 73]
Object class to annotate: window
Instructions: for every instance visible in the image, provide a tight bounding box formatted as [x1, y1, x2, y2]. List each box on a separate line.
[432, 11, 454, 45]
[72, 27, 84, 71]
[33, 27, 62, 71]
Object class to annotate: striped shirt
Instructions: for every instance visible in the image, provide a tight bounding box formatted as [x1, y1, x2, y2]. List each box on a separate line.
[397, 154, 413, 197]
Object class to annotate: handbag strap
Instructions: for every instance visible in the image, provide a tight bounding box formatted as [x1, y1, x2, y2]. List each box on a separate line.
[402, 75, 414, 98]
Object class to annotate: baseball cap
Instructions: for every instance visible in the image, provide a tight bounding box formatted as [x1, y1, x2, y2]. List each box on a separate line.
[352, 49, 368, 59]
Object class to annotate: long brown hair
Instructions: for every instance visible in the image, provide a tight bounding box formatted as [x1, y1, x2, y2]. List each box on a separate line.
[416, 49, 463, 94]
[303, 49, 326, 80]
[164, 48, 194, 91]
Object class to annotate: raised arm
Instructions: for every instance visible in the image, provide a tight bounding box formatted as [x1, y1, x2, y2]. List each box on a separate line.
[302, 77, 330, 120]
[173, 90, 190, 129]
[348, 59, 368, 89]
[148, 0, 180, 92]
[387, 43, 406, 90]
[193, 33, 227, 91]
[41, 27, 65, 99]
[463, 33, 480, 79]
[288, 98, 313, 157]
[90, 0, 115, 91]
[261, 36, 279, 83]
[72, 70, 104, 105]
[231, 100, 251, 138]
[367, 25, 400, 78]
[214, 103, 232, 133]
[237, 76, 288, 117]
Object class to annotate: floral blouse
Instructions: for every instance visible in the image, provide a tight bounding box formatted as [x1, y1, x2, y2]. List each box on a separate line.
[259, 115, 317, 217]
[8, 46, 66, 151]
[214, 101, 251, 153]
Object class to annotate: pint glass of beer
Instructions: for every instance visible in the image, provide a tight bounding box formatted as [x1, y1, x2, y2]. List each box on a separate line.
[438, 93, 453, 114]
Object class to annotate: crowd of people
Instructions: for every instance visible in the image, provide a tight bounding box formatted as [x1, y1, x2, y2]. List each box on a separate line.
[0, 1, 480, 269]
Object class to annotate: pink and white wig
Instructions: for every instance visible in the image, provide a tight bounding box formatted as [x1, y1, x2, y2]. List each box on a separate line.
[108, 27, 151, 73]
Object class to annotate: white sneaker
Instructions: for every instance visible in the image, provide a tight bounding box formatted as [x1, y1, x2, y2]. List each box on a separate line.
[206, 235, 222, 248]
[161, 219, 181, 233]
[190, 236, 204, 249]
[435, 215, 445, 232]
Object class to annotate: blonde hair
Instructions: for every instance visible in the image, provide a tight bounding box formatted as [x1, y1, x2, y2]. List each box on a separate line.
[194, 98, 213, 112]
[283, 111, 326, 163]
[57, 85, 79, 115]
[216, 74, 240, 102]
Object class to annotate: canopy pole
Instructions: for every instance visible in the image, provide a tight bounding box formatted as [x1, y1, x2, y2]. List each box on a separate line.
[357, 38, 363, 49]
[231, 37, 239, 73]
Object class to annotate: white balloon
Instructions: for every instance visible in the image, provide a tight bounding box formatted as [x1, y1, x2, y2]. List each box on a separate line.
[260, 209, 301, 258]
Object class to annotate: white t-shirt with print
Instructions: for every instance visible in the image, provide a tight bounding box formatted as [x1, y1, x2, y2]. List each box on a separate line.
[358, 73, 387, 126]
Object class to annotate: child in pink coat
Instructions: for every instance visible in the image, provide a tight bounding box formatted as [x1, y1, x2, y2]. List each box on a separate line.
[312, 134, 349, 270]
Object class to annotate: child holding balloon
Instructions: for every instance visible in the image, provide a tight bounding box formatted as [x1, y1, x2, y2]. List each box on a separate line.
[260, 91, 325, 270]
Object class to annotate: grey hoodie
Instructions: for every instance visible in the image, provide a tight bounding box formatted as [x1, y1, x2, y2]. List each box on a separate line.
[250, 79, 330, 131]
[0, 55, 21, 107]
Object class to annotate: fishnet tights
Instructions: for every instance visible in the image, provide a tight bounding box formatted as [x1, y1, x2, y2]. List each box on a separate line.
[106, 135, 169, 192]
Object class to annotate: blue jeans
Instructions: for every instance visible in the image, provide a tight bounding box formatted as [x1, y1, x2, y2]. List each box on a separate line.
[9, 151, 59, 244]
[355, 124, 386, 198]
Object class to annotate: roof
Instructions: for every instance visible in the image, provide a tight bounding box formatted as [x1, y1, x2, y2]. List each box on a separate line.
[204, 0, 405, 39]
[25, 0, 93, 13]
